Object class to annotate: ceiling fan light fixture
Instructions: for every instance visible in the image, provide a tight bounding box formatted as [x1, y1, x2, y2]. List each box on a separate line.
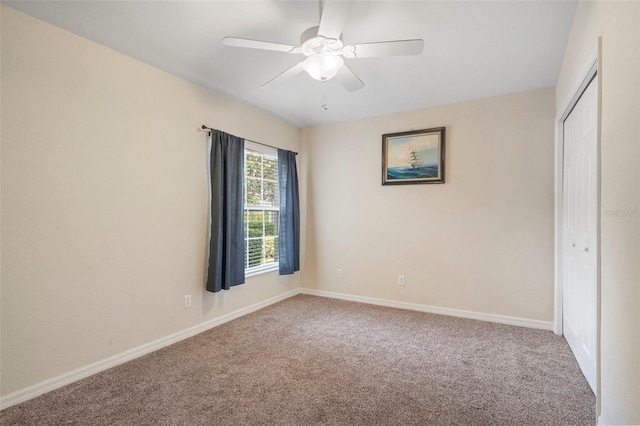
[302, 54, 344, 81]
[222, 0, 423, 91]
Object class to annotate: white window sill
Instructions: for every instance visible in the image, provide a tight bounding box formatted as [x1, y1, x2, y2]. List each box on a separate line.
[245, 264, 278, 278]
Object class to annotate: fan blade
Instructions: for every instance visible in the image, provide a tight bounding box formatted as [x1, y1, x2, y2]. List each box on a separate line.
[343, 39, 424, 58]
[318, 0, 356, 40]
[262, 63, 304, 88]
[334, 65, 364, 92]
[222, 37, 297, 53]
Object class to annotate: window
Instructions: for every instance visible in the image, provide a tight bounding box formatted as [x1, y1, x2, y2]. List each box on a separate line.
[244, 141, 279, 275]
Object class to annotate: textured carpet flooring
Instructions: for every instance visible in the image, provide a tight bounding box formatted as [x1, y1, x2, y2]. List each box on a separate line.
[1, 295, 595, 425]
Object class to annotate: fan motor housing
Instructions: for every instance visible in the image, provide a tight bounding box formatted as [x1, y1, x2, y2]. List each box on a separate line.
[300, 26, 344, 56]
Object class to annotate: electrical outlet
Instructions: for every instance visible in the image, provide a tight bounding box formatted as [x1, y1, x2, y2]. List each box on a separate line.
[398, 275, 405, 286]
[337, 269, 343, 279]
[184, 294, 192, 308]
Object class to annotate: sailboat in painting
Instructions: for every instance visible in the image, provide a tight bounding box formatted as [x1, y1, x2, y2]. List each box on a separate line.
[408, 148, 421, 169]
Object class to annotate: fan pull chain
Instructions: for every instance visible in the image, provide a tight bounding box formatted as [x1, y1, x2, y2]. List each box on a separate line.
[321, 81, 328, 110]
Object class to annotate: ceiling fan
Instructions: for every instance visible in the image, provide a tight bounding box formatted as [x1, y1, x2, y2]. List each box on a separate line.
[221, 0, 424, 92]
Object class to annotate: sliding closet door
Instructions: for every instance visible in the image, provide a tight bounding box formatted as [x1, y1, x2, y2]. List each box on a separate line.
[562, 77, 598, 393]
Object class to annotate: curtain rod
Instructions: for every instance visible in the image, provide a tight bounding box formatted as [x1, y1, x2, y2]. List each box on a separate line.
[201, 125, 298, 156]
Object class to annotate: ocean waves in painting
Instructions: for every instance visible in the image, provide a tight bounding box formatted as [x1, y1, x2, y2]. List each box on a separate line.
[387, 165, 438, 180]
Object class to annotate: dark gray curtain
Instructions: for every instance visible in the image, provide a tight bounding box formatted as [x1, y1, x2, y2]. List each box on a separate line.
[206, 130, 245, 292]
[277, 149, 300, 275]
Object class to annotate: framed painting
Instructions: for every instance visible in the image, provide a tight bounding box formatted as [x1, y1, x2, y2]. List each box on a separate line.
[382, 127, 445, 185]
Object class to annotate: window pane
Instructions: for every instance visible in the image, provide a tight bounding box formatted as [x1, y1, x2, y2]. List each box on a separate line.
[246, 211, 264, 238]
[247, 239, 263, 268]
[273, 237, 279, 261]
[246, 177, 261, 206]
[246, 152, 262, 178]
[263, 157, 278, 180]
[263, 181, 278, 207]
[264, 237, 276, 263]
[264, 211, 278, 237]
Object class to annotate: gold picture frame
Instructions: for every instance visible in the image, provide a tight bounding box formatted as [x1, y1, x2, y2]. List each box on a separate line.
[382, 127, 446, 185]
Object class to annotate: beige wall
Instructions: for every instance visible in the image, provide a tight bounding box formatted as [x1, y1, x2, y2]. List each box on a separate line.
[5, 3, 638, 422]
[0, 6, 301, 397]
[556, 2, 640, 424]
[301, 88, 555, 322]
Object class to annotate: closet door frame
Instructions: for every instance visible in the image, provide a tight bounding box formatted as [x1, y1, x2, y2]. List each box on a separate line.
[554, 40, 601, 396]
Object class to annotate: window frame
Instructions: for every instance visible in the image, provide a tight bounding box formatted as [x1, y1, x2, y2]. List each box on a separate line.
[243, 141, 279, 277]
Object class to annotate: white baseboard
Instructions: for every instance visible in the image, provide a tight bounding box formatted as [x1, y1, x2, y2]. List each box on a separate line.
[0, 289, 300, 411]
[1, 287, 554, 410]
[597, 413, 609, 426]
[300, 289, 554, 331]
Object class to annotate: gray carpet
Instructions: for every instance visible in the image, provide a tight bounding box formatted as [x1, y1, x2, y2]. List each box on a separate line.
[0, 295, 595, 425]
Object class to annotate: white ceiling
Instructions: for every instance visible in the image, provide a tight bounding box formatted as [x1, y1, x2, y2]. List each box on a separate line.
[4, 1, 577, 128]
